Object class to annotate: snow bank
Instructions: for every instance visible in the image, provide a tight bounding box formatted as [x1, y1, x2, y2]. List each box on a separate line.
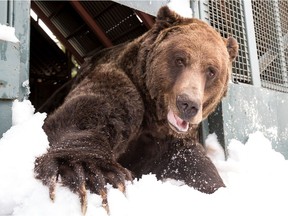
[0, 24, 19, 43]
[0, 100, 288, 216]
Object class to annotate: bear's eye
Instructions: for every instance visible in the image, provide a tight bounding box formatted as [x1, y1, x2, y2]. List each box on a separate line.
[207, 67, 217, 79]
[175, 57, 185, 67]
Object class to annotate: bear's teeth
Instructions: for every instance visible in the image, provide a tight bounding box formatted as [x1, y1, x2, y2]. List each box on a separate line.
[167, 109, 189, 132]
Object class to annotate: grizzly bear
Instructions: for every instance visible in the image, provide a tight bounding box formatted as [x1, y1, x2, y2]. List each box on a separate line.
[34, 6, 238, 214]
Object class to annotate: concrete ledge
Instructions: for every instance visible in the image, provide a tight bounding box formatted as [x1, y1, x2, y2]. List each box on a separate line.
[208, 83, 288, 158]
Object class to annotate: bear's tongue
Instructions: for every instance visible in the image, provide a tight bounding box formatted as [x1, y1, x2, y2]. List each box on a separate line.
[167, 109, 189, 132]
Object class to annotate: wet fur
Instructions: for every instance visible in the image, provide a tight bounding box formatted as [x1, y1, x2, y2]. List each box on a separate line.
[35, 6, 238, 204]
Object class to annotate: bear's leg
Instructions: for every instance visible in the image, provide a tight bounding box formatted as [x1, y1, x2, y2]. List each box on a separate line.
[35, 72, 144, 213]
[155, 142, 225, 194]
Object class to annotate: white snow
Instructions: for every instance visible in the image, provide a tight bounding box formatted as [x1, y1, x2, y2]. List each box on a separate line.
[167, 0, 192, 18]
[0, 24, 19, 43]
[1, 100, 288, 216]
[21, 80, 31, 99]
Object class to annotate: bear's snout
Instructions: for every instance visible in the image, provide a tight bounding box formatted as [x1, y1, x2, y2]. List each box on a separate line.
[176, 94, 201, 121]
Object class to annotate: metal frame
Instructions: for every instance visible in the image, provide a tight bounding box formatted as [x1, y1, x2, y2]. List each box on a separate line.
[251, 0, 288, 92]
[196, 0, 288, 157]
[0, 0, 30, 137]
[242, 0, 261, 87]
[273, 0, 287, 85]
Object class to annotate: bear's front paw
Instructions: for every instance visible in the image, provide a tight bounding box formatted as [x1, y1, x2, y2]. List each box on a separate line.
[34, 151, 132, 214]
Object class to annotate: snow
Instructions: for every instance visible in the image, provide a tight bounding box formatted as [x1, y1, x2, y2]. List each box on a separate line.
[0, 24, 19, 43]
[168, 0, 192, 18]
[1, 100, 288, 216]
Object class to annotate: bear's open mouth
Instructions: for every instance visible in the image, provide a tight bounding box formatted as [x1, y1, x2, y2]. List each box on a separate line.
[167, 109, 189, 133]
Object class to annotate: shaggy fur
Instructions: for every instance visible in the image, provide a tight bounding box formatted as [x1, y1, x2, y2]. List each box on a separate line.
[35, 6, 238, 213]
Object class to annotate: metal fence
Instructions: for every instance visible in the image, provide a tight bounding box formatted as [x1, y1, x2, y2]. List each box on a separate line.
[202, 0, 288, 93]
[207, 0, 251, 84]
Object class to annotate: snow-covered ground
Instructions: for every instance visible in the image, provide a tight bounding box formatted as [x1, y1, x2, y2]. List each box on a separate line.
[1, 100, 288, 216]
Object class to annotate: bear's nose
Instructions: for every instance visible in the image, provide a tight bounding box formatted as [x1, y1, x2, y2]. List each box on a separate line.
[176, 94, 200, 121]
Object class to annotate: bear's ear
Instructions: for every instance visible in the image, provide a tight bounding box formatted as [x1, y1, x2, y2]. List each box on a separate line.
[154, 6, 185, 31]
[156, 6, 183, 24]
[225, 37, 238, 61]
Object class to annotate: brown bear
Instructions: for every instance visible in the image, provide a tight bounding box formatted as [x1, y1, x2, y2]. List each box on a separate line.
[34, 6, 238, 214]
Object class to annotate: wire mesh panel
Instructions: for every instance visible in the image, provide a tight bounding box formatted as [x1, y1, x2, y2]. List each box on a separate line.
[207, 0, 251, 84]
[252, 0, 288, 93]
[279, 1, 288, 88]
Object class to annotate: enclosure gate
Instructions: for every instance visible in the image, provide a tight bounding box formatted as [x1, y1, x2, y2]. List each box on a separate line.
[197, 0, 288, 157]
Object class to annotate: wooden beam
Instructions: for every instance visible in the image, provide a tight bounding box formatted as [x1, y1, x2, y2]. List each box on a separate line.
[70, 1, 113, 47]
[31, 1, 84, 64]
[135, 10, 155, 29]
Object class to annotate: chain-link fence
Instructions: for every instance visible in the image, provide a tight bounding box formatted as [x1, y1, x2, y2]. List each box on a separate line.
[205, 0, 288, 93]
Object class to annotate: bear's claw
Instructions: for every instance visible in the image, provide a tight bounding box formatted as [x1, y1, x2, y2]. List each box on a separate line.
[100, 189, 109, 214]
[35, 152, 132, 215]
[48, 175, 57, 202]
[79, 183, 87, 215]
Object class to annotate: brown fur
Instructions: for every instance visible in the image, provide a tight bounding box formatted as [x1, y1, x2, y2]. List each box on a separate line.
[35, 6, 238, 209]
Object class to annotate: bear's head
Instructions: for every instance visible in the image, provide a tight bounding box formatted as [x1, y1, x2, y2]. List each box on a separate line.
[145, 6, 238, 135]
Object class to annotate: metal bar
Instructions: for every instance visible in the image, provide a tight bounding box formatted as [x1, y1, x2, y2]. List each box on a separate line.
[242, 0, 261, 87]
[191, 0, 200, 18]
[6, 0, 15, 26]
[12, 0, 15, 27]
[273, 0, 287, 84]
[198, 0, 209, 23]
[200, 119, 209, 145]
[13, 0, 30, 100]
[70, 1, 113, 48]
[31, 1, 84, 63]
[6, 0, 10, 25]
